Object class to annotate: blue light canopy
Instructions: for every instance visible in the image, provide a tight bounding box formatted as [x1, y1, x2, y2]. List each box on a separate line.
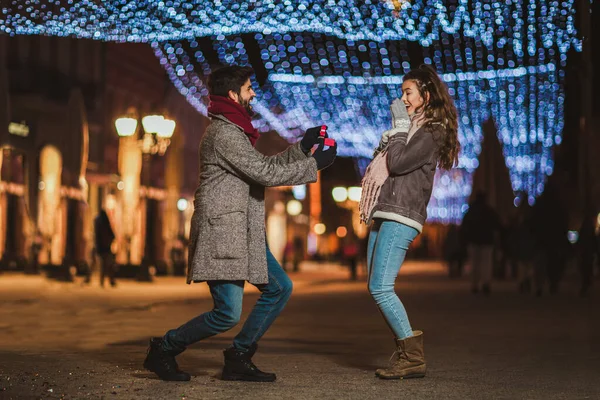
[1, 0, 581, 223]
[0, 0, 581, 52]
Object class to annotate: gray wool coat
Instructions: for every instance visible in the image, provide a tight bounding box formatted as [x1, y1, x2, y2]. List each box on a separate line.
[186, 114, 318, 285]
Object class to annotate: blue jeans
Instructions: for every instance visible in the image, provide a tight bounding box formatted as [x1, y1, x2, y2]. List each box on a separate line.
[162, 246, 293, 354]
[367, 219, 418, 339]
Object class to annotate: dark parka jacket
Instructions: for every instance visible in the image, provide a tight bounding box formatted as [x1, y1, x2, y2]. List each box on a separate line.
[370, 125, 442, 228]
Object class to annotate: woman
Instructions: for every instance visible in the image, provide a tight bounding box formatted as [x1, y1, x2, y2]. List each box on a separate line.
[359, 64, 460, 379]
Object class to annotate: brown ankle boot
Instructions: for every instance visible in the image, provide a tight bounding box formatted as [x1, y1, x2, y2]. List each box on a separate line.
[376, 330, 426, 380]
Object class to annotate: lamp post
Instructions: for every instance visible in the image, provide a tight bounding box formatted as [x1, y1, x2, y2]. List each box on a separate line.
[332, 186, 364, 280]
[114, 111, 176, 281]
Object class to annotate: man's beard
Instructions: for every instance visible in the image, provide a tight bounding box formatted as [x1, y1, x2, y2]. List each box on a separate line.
[239, 97, 255, 116]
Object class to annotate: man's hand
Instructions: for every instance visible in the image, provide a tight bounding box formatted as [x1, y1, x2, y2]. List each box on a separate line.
[300, 125, 327, 154]
[312, 138, 337, 170]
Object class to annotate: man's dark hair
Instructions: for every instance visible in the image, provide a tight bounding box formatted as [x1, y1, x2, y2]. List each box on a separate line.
[207, 65, 255, 97]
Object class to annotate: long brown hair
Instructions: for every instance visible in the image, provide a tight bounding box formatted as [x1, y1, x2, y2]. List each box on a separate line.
[403, 64, 460, 170]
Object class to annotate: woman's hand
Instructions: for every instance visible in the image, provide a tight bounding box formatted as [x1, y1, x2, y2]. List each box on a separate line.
[378, 99, 410, 148]
[390, 99, 410, 133]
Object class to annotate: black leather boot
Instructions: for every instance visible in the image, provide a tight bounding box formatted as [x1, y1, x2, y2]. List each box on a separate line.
[221, 343, 276, 382]
[143, 337, 191, 381]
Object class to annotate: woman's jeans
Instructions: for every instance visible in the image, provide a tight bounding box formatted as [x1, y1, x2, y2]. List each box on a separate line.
[367, 219, 418, 339]
[161, 246, 293, 354]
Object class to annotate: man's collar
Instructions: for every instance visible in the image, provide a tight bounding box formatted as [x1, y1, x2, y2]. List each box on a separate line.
[209, 113, 244, 132]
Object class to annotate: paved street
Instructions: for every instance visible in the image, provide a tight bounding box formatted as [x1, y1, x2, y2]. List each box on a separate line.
[0, 261, 598, 399]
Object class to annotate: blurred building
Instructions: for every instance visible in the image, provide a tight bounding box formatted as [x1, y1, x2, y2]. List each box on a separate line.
[0, 36, 206, 278]
[1, 0, 597, 278]
[0, 34, 345, 278]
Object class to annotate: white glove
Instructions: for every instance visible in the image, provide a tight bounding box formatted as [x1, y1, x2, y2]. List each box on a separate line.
[390, 98, 410, 133]
[381, 127, 403, 145]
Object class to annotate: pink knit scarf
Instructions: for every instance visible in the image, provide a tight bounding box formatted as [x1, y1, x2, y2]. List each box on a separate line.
[359, 113, 426, 224]
[359, 150, 389, 224]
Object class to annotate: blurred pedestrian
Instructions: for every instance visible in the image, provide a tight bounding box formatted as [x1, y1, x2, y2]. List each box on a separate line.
[461, 192, 502, 295]
[578, 210, 596, 297]
[530, 182, 569, 295]
[342, 234, 359, 281]
[28, 230, 43, 275]
[359, 64, 460, 380]
[281, 240, 292, 271]
[507, 205, 541, 295]
[443, 224, 466, 278]
[292, 236, 304, 272]
[93, 209, 116, 288]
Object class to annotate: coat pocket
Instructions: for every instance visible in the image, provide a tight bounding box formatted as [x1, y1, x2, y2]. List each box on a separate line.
[208, 211, 246, 259]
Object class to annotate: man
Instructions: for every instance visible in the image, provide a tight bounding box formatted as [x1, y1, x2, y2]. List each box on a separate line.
[144, 65, 337, 382]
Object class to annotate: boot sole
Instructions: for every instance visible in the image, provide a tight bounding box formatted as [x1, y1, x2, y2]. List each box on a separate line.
[221, 372, 276, 382]
[377, 373, 426, 380]
[144, 360, 191, 381]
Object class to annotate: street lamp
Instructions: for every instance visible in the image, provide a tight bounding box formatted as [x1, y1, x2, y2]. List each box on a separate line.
[332, 186, 362, 205]
[177, 198, 189, 212]
[114, 110, 176, 281]
[115, 112, 175, 156]
[332, 185, 367, 239]
[347, 186, 362, 202]
[286, 200, 303, 216]
[114, 117, 137, 137]
[314, 223, 326, 235]
[332, 187, 348, 203]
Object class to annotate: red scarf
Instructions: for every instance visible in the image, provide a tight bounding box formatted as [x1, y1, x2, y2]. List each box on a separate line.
[208, 95, 260, 147]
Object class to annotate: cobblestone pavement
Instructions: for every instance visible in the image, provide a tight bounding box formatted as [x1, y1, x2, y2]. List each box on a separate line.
[0, 261, 598, 399]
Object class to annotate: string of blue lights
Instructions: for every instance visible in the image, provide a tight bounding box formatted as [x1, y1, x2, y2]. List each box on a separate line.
[155, 35, 564, 223]
[0, 1, 581, 50]
[1, 0, 582, 223]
